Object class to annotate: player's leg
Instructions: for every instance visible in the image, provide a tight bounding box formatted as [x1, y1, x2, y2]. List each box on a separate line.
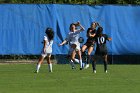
[103, 54, 108, 73]
[73, 58, 79, 63]
[81, 44, 87, 53]
[92, 49, 99, 73]
[70, 50, 76, 69]
[92, 55, 97, 73]
[81, 44, 87, 68]
[71, 52, 79, 63]
[81, 44, 87, 60]
[76, 50, 83, 70]
[46, 54, 52, 72]
[35, 55, 45, 73]
[85, 46, 94, 69]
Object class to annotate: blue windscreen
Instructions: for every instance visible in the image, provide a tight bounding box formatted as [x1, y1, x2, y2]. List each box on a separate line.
[0, 4, 140, 55]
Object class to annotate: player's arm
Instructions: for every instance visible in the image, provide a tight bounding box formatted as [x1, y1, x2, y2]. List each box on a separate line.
[89, 33, 96, 37]
[104, 34, 112, 41]
[107, 37, 112, 41]
[75, 21, 85, 32]
[96, 22, 101, 27]
[79, 23, 85, 31]
[59, 39, 68, 46]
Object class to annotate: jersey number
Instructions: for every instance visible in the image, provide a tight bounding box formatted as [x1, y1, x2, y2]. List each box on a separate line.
[97, 36, 105, 44]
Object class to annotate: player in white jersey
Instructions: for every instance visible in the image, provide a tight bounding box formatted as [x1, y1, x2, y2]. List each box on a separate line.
[59, 21, 85, 70]
[35, 28, 54, 73]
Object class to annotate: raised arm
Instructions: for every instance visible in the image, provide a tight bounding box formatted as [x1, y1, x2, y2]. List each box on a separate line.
[78, 22, 85, 31]
[77, 21, 85, 31]
[74, 21, 85, 33]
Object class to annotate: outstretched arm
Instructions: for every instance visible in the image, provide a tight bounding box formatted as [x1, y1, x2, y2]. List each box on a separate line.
[107, 37, 112, 41]
[59, 40, 68, 46]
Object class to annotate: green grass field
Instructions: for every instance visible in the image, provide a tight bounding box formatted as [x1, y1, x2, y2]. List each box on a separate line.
[0, 64, 140, 93]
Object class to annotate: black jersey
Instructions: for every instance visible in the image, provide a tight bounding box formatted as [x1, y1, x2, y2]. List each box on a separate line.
[95, 34, 109, 55]
[86, 28, 96, 43]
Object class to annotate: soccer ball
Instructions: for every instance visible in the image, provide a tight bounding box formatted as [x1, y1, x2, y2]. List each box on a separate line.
[78, 37, 84, 43]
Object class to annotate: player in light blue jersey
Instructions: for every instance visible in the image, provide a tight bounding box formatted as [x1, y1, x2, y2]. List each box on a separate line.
[59, 21, 85, 70]
[35, 28, 54, 73]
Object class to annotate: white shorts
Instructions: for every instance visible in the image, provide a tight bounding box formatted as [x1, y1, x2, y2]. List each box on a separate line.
[41, 48, 52, 58]
[41, 53, 51, 58]
[68, 44, 81, 54]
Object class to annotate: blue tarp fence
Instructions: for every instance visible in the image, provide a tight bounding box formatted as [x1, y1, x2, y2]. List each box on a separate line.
[0, 4, 140, 55]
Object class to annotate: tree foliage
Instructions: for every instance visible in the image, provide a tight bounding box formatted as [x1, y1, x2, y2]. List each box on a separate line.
[0, 0, 140, 4]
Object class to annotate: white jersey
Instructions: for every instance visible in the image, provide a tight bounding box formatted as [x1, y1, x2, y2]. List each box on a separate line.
[42, 35, 53, 56]
[66, 29, 82, 51]
[44, 36, 53, 48]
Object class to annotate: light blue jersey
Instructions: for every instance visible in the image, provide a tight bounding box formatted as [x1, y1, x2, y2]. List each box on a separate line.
[66, 29, 83, 51]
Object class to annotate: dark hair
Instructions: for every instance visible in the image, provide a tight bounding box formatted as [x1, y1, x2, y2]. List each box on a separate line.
[96, 26, 103, 36]
[45, 27, 54, 40]
[69, 23, 75, 31]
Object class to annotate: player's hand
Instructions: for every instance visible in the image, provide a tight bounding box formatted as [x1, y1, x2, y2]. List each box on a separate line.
[77, 21, 80, 26]
[58, 44, 62, 47]
[96, 22, 100, 26]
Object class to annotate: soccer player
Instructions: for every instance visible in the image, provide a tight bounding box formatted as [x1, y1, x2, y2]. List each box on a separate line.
[59, 21, 85, 70]
[35, 28, 54, 73]
[81, 22, 99, 69]
[92, 26, 112, 73]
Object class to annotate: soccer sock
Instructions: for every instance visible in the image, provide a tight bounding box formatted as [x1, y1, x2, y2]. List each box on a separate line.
[81, 52, 86, 60]
[92, 61, 96, 71]
[87, 55, 91, 64]
[36, 64, 41, 72]
[82, 52, 85, 56]
[70, 60, 75, 68]
[74, 58, 79, 63]
[103, 61, 107, 71]
[48, 63, 52, 72]
[79, 59, 83, 68]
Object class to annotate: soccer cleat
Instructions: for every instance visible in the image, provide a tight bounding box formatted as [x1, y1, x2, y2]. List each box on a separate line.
[93, 70, 96, 73]
[80, 68, 83, 70]
[105, 70, 107, 73]
[34, 70, 39, 73]
[72, 66, 76, 69]
[84, 64, 89, 69]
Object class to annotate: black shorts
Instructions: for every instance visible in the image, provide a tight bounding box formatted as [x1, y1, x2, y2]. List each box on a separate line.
[95, 51, 107, 56]
[84, 40, 95, 48]
[95, 44, 108, 56]
[95, 48, 107, 56]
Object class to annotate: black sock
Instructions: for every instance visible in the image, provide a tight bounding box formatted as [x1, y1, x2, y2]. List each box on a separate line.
[92, 61, 96, 71]
[82, 51, 87, 62]
[87, 55, 91, 64]
[103, 61, 107, 71]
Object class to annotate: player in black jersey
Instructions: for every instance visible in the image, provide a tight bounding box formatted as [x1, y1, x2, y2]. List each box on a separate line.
[81, 22, 99, 69]
[92, 26, 112, 73]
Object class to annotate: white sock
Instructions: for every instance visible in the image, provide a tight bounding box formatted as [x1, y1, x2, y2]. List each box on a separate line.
[70, 60, 75, 68]
[74, 58, 79, 63]
[79, 60, 83, 68]
[48, 63, 52, 72]
[36, 64, 41, 72]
